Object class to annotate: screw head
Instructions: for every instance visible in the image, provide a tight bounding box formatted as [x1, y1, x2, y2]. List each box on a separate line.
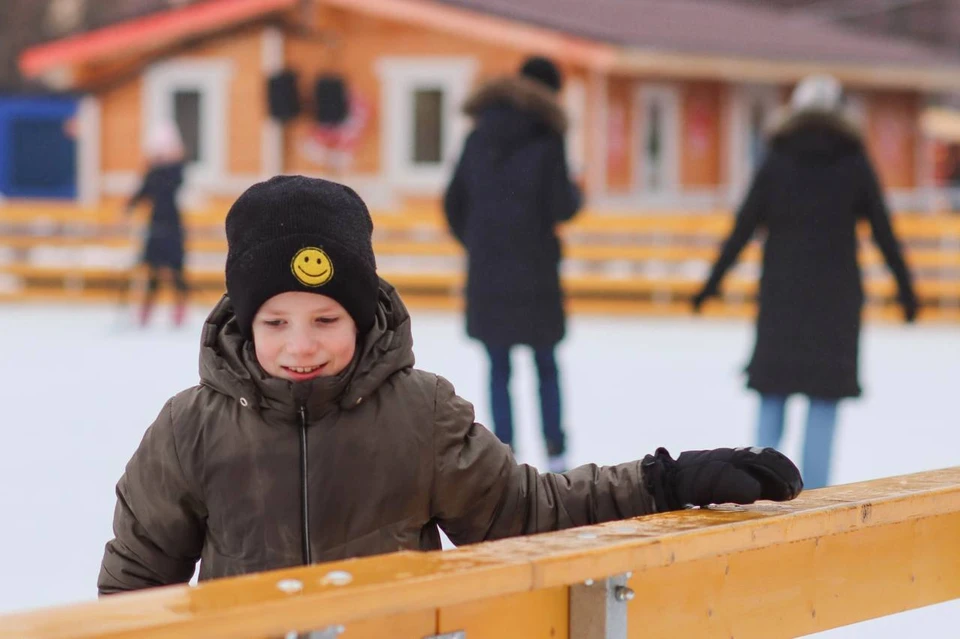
[321, 570, 354, 586]
[276, 579, 303, 594]
[614, 585, 635, 602]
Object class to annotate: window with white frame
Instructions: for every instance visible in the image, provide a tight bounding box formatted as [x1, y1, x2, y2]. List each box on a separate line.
[412, 88, 444, 164]
[728, 84, 780, 198]
[143, 60, 231, 183]
[635, 84, 680, 194]
[844, 91, 868, 128]
[563, 78, 586, 178]
[376, 57, 477, 192]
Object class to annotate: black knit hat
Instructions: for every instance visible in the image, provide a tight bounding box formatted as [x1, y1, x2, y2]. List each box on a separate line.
[519, 55, 562, 92]
[225, 175, 378, 338]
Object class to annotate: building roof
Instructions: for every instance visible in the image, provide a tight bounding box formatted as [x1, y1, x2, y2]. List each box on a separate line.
[1, 0, 199, 89]
[19, 0, 960, 92]
[19, 0, 296, 83]
[435, 0, 960, 68]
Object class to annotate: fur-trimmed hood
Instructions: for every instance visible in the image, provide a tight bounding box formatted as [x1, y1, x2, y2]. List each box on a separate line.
[769, 108, 862, 145]
[463, 75, 567, 134]
[766, 108, 864, 160]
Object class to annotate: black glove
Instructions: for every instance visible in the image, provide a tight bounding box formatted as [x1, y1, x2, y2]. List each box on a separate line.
[642, 446, 802, 511]
[691, 283, 718, 314]
[690, 291, 707, 314]
[900, 290, 918, 324]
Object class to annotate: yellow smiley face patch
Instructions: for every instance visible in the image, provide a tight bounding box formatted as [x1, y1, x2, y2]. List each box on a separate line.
[291, 247, 334, 287]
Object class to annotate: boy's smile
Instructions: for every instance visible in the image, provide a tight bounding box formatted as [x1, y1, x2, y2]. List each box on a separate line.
[280, 363, 328, 381]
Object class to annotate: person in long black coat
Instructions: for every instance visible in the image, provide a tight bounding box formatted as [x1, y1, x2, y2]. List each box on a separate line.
[444, 56, 582, 471]
[126, 121, 188, 327]
[693, 75, 918, 489]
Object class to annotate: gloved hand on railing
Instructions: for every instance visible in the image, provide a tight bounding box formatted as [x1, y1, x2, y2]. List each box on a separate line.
[690, 284, 718, 314]
[900, 289, 919, 324]
[642, 446, 803, 511]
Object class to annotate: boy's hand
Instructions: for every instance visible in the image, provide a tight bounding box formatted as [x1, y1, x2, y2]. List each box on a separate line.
[643, 446, 803, 510]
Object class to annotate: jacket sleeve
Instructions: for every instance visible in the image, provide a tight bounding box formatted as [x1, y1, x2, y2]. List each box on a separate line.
[543, 134, 582, 223]
[857, 154, 916, 305]
[126, 169, 153, 211]
[443, 139, 471, 245]
[430, 376, 657, 546]
[698, 156, 771, 298]
[98, 399, 206, 594]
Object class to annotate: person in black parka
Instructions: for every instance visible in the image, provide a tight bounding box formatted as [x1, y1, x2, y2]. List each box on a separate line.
[444, 56, 582, 472]
[126, 121, 189, 327]
[693, 75, 918, 489]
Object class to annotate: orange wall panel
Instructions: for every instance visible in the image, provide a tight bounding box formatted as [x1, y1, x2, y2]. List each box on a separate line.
[100, 78, 143, 173]
[605, 76, 634, 193]
[717, 86, 732, 185]
[680, 82, 721, 188]
[866, 92, 918, 190]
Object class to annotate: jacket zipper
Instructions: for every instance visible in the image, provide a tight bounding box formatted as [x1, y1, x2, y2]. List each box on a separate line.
[298, 405, 312, 565]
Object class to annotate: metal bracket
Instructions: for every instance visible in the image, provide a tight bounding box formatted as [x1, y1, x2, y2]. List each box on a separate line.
[569, 573, 634, 639]
[285, 626, 344, 639]
[424, 632, 466, 639]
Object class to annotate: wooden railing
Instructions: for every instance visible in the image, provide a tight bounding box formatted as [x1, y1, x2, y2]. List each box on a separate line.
[1, 203, 959, 321]
[1, 468, 958, 638]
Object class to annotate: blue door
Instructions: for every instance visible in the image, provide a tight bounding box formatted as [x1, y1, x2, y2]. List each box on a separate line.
[0, 96, 78, 199]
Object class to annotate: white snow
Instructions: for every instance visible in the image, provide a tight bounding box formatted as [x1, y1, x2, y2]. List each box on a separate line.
[0, 302, 957, 637]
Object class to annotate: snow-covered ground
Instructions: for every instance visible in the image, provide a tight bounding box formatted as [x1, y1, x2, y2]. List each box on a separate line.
[1, 302, 957, 637]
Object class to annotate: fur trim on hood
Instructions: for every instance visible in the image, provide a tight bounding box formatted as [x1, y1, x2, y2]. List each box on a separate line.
[768, 107, 863, 145]
[463, 75, 567, 134]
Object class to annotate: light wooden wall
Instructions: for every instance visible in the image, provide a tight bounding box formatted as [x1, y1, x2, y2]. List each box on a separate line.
[99, 78, 142, 174]
[97, 26, 265, 178]
[282, 5, 536, 177]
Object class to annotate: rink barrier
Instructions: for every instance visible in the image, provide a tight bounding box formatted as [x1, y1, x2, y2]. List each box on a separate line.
[1, 467, 958, 639]
[2, 206, 959, 320]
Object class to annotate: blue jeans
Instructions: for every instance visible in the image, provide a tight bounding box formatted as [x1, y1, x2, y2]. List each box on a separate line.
[757, 394, 838, 490]
[484, 344, 565, 455]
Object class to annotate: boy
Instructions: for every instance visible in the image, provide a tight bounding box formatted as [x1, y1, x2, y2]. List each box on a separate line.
[99, 176, 801, 593]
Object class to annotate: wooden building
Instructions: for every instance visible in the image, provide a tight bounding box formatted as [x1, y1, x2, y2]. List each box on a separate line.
[16, 0, 960, 214]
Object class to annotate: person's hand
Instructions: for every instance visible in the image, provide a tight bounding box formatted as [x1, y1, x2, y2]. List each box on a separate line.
[643, 446, 803, 510]
[691, 290, 710, 314]
[900, 291, 919, 324]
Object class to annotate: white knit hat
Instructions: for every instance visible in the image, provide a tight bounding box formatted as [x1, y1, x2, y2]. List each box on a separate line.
[145, 120, 184, 162]
[790, 74, 843, 113]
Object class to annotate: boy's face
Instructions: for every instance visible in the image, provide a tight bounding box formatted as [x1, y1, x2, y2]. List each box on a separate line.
[252, 292, 358, 382]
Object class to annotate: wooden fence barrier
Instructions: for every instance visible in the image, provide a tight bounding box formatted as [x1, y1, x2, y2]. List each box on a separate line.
[1, 468, 958, 639]
[1, 203, 959, 321]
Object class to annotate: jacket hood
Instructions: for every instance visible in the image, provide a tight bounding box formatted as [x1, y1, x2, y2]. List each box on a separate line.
[198, 278, 415, 421]
[464, 75, 567, 135]
[767, 108, 863, 161]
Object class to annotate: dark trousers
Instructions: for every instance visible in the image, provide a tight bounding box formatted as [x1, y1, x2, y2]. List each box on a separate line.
[484, 344, 565, 455]
[144, 266, 188, 302]
[138, 266, 189, 326]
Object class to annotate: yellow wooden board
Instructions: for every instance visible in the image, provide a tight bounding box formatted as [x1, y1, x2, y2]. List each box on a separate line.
[627, 511, 960, 638]
[439, 587, 568, 639]
[339, 609, 436, 639]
